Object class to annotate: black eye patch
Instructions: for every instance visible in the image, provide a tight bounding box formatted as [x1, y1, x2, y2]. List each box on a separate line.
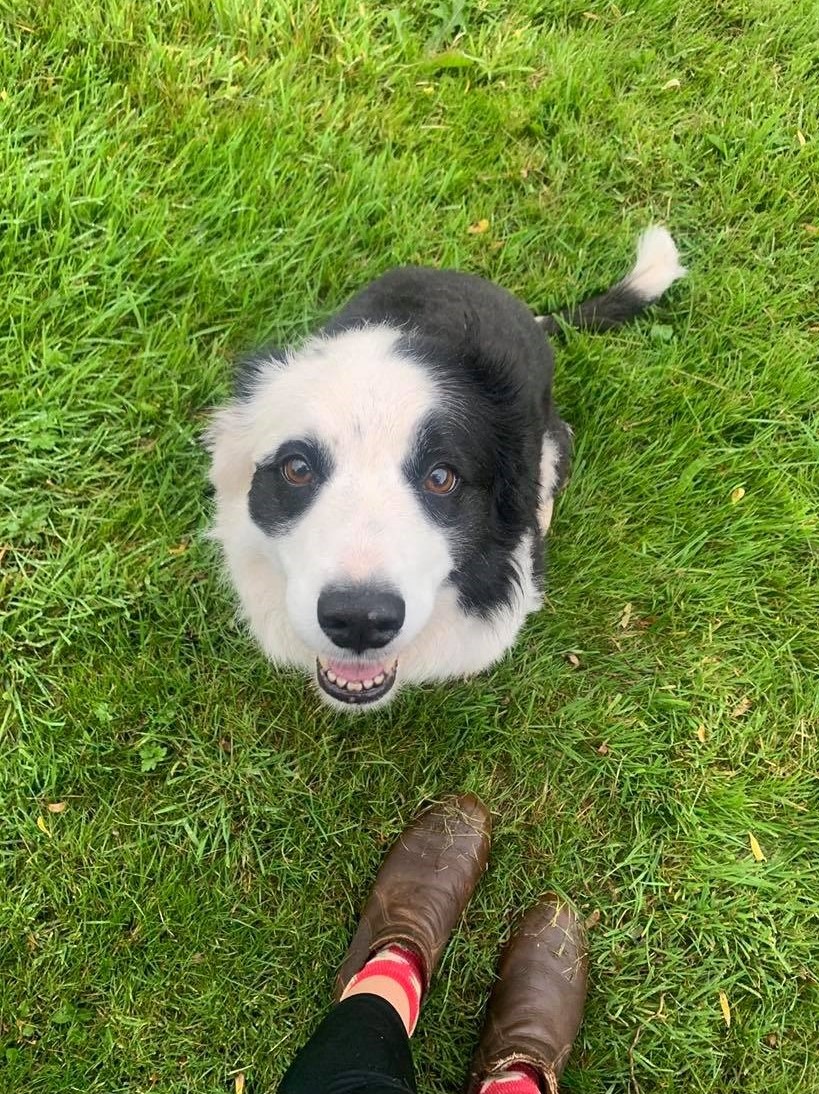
[404, 414, 491, 526]
[404, 409, 526, 618]
[248, 437, 334, 536]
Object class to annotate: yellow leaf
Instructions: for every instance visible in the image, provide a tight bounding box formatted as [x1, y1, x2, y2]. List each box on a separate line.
[730, 486, 746, 504]
[567, 652, 581, 667]
[661, 78, 681, 90]
[696, 724, 707, 744]
[234, 1073, 246, 1094]
[47, 801, 67, 813]
[467, 218, 490, 234]
[731, 697, 752, 718]
[618, 602, 633, 629]
[36, 815, 51, 837]
[797, 130, 806, 147]
[749, 832, 766, 862]
[168, 540, 189, 556]
[719, 990, 731, 1027]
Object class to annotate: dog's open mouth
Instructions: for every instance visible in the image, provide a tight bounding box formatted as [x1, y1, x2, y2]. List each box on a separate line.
[316, 657, 398, 705]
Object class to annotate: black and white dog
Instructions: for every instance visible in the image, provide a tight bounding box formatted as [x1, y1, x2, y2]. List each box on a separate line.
[208, 227, 684, 710]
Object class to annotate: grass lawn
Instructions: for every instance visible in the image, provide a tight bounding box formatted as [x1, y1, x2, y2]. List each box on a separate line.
[2, 1, 818, 1091]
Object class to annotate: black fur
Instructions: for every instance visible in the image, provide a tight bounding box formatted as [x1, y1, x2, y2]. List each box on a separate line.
[248, 437, 334, 535]
[234, 345, 285, 400]
[323, 267, 571, 617]
[537, 274, 666, 333]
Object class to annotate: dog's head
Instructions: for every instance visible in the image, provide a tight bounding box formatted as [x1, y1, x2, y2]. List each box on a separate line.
[208, 323, 543, 709]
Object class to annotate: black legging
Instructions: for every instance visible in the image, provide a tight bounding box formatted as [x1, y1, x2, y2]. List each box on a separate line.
[279, 994, 416, 1094]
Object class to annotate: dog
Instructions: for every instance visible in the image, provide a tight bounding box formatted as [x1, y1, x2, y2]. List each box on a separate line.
[207, 227, 685, 710]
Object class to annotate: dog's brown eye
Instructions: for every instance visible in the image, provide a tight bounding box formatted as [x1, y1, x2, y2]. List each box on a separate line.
[424, 465, 459, 495]
[281, 456, 314, 486]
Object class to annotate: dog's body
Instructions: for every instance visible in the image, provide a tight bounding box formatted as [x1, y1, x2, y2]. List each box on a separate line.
[208, 227, 685, 709]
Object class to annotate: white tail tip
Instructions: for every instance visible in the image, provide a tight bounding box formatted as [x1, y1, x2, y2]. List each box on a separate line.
[624, 225, 687, 302]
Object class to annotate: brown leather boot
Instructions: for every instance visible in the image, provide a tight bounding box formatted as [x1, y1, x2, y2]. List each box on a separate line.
[335, 793, 491, 998]
[466, 896, 588, 1094]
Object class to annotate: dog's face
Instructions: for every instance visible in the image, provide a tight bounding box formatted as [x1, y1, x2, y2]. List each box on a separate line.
[209, 324, 545, 710]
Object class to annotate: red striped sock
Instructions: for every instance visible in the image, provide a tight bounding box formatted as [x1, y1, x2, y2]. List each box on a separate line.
[340, 943, 424, 1035]
[479, 1063, 542, 1094]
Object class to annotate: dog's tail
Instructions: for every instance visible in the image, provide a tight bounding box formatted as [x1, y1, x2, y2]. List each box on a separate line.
[537, 226, 686, 335]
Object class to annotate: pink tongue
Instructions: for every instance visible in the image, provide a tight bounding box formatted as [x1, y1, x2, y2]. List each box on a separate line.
[327, 659, 386, 682]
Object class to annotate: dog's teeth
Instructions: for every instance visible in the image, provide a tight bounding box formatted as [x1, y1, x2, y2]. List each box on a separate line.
[363, 679, 374, 690]
[326, 670, 336, 683]
[373, 674, 385, 686]
[347, 681, 363, 692]
[335, 676, 347, 687]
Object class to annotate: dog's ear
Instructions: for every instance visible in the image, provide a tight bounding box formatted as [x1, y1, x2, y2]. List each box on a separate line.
[234, 344, 286, 400]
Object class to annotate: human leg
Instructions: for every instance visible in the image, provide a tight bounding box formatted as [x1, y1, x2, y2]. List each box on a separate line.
[278, 794, 492, 1094]
[280, 993, 415, 1094]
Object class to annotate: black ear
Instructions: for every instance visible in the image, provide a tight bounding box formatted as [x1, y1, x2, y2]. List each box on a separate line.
[233, 344, 286, 400]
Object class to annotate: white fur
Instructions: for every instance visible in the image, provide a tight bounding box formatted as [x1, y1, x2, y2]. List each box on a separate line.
[398, 531, 541, 684]
[622, 225, 687, 302]
[207, 324, 541, 707]
[538, 433, 561, 534]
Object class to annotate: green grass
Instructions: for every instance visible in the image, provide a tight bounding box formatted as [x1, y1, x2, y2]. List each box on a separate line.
[2, 1, 818, 1091]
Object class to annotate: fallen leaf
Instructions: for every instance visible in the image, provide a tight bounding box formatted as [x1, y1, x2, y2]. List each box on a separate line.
[583, 10, 601, 19]
[168, 540, 189, 556]
[797, 130, 806, 147]
[467, 218, 490, 235]
[661, 78, 681, 90]
[585, 909, 601, 928]
[36, 815, 51, 837]
[803, 223, 818, 234]
[749, 832, 766, 862]
[632, 614, 656, 631]
[719, 990, 731, 1027]
[618, 602, 634, 629]
[567, 652, 581, 668]
[597, 741, 610, 755]
[696, 724, 707, 744]
[47, 801, 67, 813]
[731, 697, 752, 718]
[730, 486, 746, 504]
[766, 1032, 778, 1047]
[235, 1073, 246, 1094]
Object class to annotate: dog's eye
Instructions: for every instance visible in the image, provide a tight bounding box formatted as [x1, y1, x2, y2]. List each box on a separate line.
[424, 465, 459, 495]
[281, 455, 314, 486]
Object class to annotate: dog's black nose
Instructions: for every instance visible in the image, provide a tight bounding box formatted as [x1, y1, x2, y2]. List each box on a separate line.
[317, 585, 405, 653]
